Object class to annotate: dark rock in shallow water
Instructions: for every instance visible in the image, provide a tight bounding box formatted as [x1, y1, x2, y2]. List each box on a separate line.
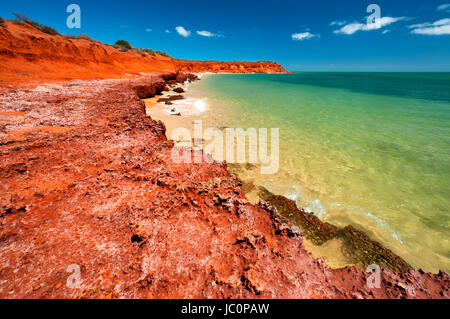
[227, 163, 243, 174]
[340, 225, 411, 272]
[241, 180, 256, 193]
[256, 186, 412, 271]
[173, 87, 185, 93]
[169, 95, 184, 101]
[257, 186, 338, 245]
[157, 95, 184, 103]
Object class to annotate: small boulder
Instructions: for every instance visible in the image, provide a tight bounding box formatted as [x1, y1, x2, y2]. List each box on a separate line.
[157, 95, 184, 103]
[173, 87, 185, 93]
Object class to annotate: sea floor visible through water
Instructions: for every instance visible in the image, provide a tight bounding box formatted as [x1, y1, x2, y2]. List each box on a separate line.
[145, 72, 450, 273]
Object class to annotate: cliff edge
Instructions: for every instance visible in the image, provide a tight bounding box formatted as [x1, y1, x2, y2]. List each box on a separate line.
[0, 21, 287, 84]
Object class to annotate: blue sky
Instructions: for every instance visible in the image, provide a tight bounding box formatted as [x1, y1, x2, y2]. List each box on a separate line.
[1, 0, 450, 71]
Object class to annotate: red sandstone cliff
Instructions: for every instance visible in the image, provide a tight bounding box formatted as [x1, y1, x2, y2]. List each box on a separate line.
[0, 21, 287, 84]
[174, 60, 287, 74]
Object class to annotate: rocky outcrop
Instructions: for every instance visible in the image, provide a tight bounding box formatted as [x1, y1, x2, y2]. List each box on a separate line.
[257, 186, 339, 245]
[0, 74, 448, 299]
[174, 60, 288, 74]
[133, 72, 189, 99]
[157, 95, 184, 103]
[341, 225, 412, 272]
[172, 87, 185, 94]
[133, 80, 166, 99]
[175, 73, 199, 83]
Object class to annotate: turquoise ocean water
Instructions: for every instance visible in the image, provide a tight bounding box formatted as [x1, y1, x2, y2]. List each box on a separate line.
[181, 73, 450, 272]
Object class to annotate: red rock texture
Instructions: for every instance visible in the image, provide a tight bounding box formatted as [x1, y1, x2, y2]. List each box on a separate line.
[0, 21, 287, 84]
[174, 60, 288, 74]
[0, 73, 448, 299]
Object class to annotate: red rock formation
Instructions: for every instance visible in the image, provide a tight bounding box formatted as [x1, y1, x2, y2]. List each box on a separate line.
[174, 60, 288, 74]
[0, 21, 287, 84]
[0, 74, 448, 299]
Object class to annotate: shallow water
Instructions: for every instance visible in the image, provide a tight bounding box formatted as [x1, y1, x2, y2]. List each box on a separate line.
[150, 73, 450, 273]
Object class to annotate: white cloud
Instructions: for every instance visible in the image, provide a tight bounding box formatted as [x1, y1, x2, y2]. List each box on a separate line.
[408, 18, 450, 29]
[334, 23, 366, 35]
[382, 29, 391, 34]
[196, 30, 224, 37]
[175, 26, 191, 37]
[409, 18, 450, 35]
[165, 29, 171, 33]
[437, 4, 450, 12]
[197, 30, 213, 37]
[330, 20, 347, 26]
[145, 28, 152, 32]
[291, 32, 318, 41]
[333, 17, 406, 35]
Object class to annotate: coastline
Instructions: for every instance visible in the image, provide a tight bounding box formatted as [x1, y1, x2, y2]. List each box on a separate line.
[145, 73, 426, 273]
[0, 3, 448, 301]
[1, 72, 448, 298]
[0, 20, 288, 85]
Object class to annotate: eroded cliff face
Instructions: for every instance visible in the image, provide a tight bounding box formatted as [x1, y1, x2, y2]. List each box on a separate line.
[174, 60, 288, 74]
[0, 22, 175, 83]
[0, 73, 448, 299]
[0, 21, 287, 84]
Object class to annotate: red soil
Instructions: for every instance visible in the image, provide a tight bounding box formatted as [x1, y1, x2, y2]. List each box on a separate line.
[0, 21, 287, 85]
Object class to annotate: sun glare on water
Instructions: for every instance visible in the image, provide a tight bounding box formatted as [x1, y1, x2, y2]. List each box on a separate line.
[194, 99, 207, 113]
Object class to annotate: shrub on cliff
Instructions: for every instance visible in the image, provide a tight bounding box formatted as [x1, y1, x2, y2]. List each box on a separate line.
[156, 51, 171, 57]
[0, 17, 5, 27]
[113, 40, 133, 52]
[144, 49, 156, 56]
[10, 19, 23, 26]
[12, 13, 60, 36]
[75, 33, 96, 42]
[63, 33, 96, 42]
[133, 48, 170, 58]
[132, 48, 147, 57]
